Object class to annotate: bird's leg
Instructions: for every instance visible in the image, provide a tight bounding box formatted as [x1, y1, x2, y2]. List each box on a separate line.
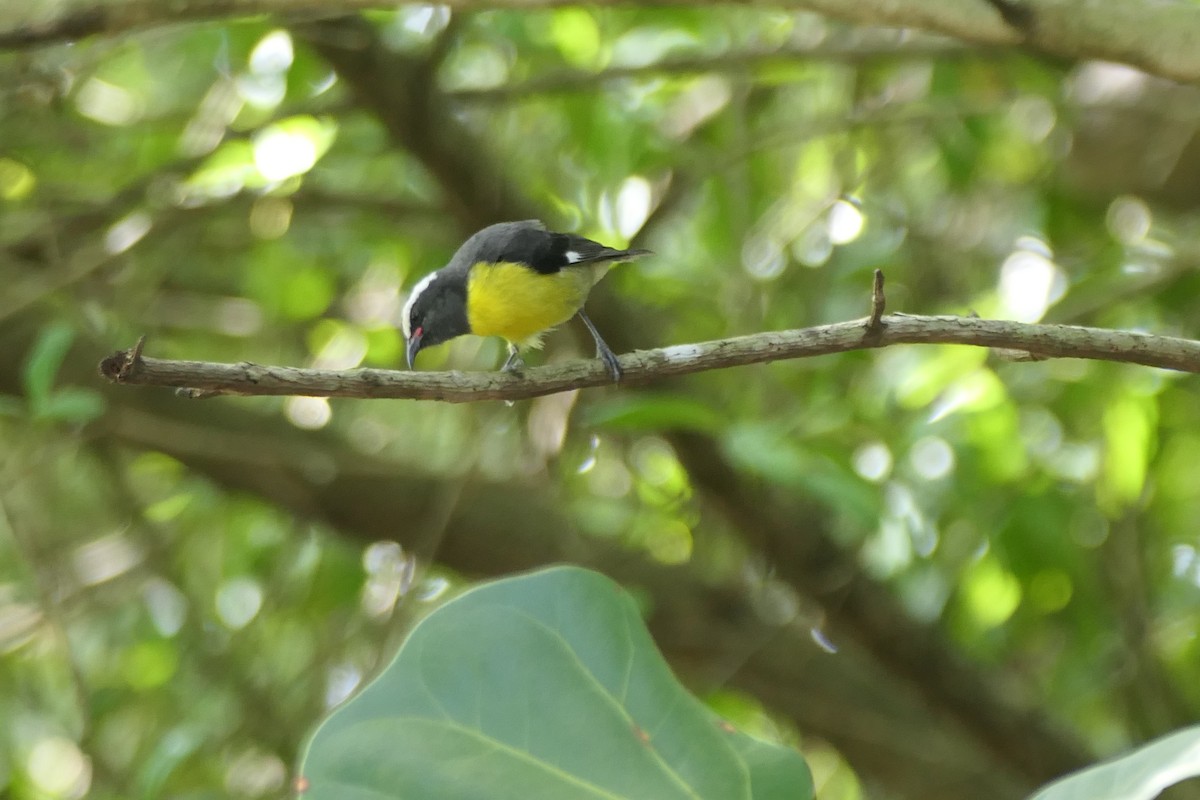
[577, 310, 622, 382]
[501, 343, 525, 374]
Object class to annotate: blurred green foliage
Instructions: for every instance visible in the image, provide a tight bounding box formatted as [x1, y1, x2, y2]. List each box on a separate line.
[1, 4, 1199, 800]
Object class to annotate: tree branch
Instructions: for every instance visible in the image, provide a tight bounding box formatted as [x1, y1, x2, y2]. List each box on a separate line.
[446, 37, 977, 102]
[6, 1, 1200, 86]
[99, 314, 1200, 401]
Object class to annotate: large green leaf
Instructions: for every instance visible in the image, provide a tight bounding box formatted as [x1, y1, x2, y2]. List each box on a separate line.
[299, 566, 812, 800]
[1029, 725, 1200, 800]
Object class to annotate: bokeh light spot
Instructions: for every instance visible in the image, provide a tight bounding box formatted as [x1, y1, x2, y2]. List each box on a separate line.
[285, 397, 332, 430]
[853, 441, 893, 483]
[1106, 195, 1152, 244]
[998, 245, 1065, 323]
[827, 199, 865, 245]
[28, 736, 91, 798]
[910, 436, 955, 481]
[249, 30, 294, 75]
[215, 577, 264, 630]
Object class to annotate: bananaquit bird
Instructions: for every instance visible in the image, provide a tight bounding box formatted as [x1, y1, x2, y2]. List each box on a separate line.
[402, 220, 649, 381]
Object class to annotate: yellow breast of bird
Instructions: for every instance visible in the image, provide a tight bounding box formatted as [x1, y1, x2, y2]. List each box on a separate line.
[466, 261, 608, 348]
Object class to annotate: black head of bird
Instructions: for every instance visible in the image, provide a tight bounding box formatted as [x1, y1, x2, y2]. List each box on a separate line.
[402, 220, 649, 381]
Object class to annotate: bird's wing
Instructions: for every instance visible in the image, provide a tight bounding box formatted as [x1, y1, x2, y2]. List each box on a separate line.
[556, 235, 652, 269]
[500, 228, 649, 275]
[461, 220, 650, 274]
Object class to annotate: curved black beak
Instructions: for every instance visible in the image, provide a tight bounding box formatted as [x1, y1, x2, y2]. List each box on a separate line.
[406, 331, 423, 370]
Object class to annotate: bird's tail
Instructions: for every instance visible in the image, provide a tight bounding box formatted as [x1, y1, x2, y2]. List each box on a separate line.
[572, 247, 652, 265]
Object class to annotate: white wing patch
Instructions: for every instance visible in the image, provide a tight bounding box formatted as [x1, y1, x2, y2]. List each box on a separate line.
[564, 250, 582, 263]
[401, 271, 439, 339]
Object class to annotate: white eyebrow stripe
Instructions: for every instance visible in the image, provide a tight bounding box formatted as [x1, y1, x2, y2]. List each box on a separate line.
[564, 250, 582, 263]
[401, 271, 439, 339]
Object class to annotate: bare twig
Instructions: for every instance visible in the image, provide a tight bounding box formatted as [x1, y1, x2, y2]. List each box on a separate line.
[98, 315, 1200, 402]
[867, 269, 886, 330]
[117, 335, 146, 380]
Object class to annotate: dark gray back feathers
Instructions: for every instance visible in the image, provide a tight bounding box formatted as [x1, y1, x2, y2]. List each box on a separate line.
[447, 220, 650, 276]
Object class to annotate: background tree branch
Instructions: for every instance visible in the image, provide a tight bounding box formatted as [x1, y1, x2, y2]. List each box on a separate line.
[6, 0, 1200, 85]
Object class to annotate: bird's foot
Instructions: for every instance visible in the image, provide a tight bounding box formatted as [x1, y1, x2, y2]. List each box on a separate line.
[576, 310, 622, 383]
[501, 347, 525, 375]
[596, 343, 622, 383]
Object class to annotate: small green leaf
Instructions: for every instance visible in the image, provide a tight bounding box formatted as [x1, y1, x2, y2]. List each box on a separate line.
[0, 157, 36, 200]
[122, 639, 179, 690]
[34, 388, 106, 424]
[551, 9, 602, 69]
[22, 322, 76, 410]
[722, 424, 880, 524]
[281, 266, 336, 320]
[0, 394, 26, 417]
[363, 326, 402, 367]
[299, 566, 812, 799]
[185, 139, 261, 195]
[1099, 395, 1156, 512]
[144, 493, 193, 523]
[134, 725, 204, 800]
[583, 394, 723, 433]
[1029, 725, 1200, 800]
[959, 555, 1022, 630]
